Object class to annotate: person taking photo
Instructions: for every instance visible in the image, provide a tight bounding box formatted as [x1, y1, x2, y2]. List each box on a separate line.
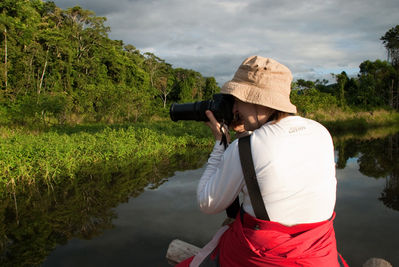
[177, 55, 349, 267]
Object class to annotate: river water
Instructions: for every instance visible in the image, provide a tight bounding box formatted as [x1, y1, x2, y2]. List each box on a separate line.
[2, 132, 399, 266]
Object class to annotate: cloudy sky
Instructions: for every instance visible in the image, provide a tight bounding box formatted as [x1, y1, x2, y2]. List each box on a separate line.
[52, 0, 398, 85]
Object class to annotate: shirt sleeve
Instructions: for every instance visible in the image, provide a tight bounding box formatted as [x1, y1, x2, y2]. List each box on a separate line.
[197, 140, 245, 214]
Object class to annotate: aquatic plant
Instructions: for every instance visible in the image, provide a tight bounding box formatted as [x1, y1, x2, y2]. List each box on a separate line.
[0, 121, 213, 196]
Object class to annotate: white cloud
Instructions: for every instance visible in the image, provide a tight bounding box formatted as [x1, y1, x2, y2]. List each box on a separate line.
[52, 0, 399, 85]
[215, 1, 248, 14]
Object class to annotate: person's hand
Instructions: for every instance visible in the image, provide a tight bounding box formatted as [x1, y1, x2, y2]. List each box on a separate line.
[205, 110, 230, 143]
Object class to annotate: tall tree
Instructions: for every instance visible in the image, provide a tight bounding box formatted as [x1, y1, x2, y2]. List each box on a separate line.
[333, 71, 348, 107]
[172, 68, 205, 102]
[381, 25, 399, 110]
[358, 60, 396, 108]
[296, 79, 315, 91]
[381, 25, 399, 67]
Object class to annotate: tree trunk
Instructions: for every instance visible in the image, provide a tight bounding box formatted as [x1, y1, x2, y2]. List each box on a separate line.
[389, 79, 394, 108]
[396, 84, 399, 110]
[38, 49, 49, 96]
[395, 72, 399, 110]
[163, 94, 167, 108]
[4, 28, 7, 90]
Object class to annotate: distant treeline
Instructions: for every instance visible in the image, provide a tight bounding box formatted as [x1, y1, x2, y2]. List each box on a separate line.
[291, 24, 399, 114]
[0, 1, 398, 126]
[291, 57, 399, 114]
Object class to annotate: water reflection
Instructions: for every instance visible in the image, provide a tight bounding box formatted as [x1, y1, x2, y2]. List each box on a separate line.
[1, 132, 399, 267]
[0, 148, 210, 267]
[335, 133, 399, 211]
[381, 173, 399, 211]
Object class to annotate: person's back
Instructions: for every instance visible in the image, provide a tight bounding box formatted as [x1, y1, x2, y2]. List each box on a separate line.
[248, 115, 337, 226]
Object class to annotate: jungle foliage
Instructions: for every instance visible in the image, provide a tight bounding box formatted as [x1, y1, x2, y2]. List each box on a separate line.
[291, 58, 399, 115]
[1, 1, 398, 127]
[0, 0, 219, 126]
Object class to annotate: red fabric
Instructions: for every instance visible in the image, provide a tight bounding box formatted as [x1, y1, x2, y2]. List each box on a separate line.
[175, 212, 349, 267]
[216, 211, 348, 267]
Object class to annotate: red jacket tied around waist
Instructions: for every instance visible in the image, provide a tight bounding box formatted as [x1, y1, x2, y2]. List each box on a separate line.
[177, 212, 349, 267]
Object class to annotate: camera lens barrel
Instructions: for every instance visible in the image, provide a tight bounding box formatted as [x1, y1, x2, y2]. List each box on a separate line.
[169, 101, 210, 122]
[169, 93, 234, 125]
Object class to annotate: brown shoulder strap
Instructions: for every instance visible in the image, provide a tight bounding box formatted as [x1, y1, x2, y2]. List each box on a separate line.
[238, 135, 269, 220]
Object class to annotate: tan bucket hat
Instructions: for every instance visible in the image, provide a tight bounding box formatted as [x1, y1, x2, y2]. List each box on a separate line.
[221, 56, 297, 113]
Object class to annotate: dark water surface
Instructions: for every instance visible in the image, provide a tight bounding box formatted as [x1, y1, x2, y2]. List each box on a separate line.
[43, 166, 224, 267]
[2, 133, 399, 266]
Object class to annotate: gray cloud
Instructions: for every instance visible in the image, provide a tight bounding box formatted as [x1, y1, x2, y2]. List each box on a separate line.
[52, 0, 128, 15]
[51, 0, 398, 84]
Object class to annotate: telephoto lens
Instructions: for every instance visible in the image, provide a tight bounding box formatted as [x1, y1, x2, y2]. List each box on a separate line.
[169, 94, 235, 125]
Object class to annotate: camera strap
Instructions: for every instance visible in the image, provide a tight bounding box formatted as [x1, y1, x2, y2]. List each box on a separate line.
[238, 135, 269, 221]
[219, 123, 228, 149]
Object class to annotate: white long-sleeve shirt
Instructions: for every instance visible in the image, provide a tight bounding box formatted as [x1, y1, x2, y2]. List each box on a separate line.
[197, 116, 337, 226]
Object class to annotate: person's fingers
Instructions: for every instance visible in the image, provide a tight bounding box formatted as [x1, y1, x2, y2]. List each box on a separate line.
[205, 110, 224, 141]
[205, 110, 219, 126]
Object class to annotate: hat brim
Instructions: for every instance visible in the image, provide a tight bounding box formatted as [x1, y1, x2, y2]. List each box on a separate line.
[221, 81, 297, 114]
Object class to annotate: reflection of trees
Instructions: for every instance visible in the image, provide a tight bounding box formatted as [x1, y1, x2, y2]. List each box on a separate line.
[380, 172, 399, 211]
[335, 133, 399, 211]
[335, 139, 361, 169]
[0, 148, 209, 267]
[357, 136, 396, 178]
[379, 135, 399, 211]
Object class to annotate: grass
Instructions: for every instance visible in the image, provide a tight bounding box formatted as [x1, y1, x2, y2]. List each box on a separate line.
[0, 121, 214, 196]
[1, 108, 399, 196]
[304, 108, 399, 135]
[0, 120, 217, 266]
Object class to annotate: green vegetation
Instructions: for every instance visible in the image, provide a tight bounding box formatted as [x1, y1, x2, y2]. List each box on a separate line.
[0, 0, 219, 126]
[0, 116, 217, 266]
[0, 1, 398, 196]
[0, 0, 398, 198]
[0, 139, 212, 267]
[0, 121, 213, 194]
[1, 1, 398, 128]
[291, 58, 398, 111]
[305, 109, 399, 135]
[0, 119, 216, 266]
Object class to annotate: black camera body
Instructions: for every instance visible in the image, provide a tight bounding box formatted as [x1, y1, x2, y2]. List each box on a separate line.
[169, 94, 235, 125]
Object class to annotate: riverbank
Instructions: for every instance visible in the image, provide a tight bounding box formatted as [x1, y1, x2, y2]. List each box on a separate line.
[0, 121, 214, 196]
[0, 135, 213, 267]
[1, 109, 398, 196]
[306, 109, 399, 135]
